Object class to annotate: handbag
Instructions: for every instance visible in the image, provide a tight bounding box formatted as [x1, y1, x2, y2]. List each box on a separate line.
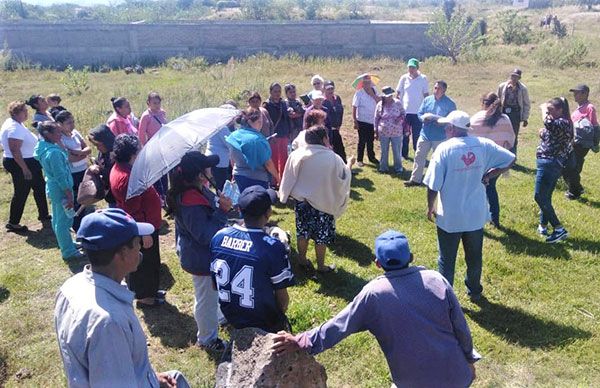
[77, 167, 106, 206]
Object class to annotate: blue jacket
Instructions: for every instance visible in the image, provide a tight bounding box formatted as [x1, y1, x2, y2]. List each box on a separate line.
[175, 186, 228, 275]
[33, 140, 73, 197]
[225, 128, 271, 170]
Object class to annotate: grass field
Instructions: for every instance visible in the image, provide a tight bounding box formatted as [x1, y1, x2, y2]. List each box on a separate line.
[1, 7, 600, 387]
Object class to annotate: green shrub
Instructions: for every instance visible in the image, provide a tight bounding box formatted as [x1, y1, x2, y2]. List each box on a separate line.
[61, 65, 90, 96]
[164, 56, 209, 71]
[426, 9, 485, 64]
[496, 10, 531, 45]
[532, 37, 589, 68]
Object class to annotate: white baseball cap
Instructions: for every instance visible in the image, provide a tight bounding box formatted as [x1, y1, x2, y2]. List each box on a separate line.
[311, 90, 325, 100]
[437, 110, 471, 130]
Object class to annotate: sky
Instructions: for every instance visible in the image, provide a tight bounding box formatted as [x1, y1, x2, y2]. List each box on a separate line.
[24, 0, 117, 5]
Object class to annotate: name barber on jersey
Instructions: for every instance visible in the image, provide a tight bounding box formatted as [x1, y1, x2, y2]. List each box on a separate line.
[221, 235, 253, 253]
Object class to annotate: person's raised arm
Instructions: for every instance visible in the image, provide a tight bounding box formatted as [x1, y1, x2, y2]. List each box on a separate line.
[8, 138, 31, 180]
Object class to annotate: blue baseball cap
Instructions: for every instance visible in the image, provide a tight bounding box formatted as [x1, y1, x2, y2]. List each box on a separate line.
[77, 208, 154, 251]
[375, 230, 412, 270]
[238, 185, 278, 217]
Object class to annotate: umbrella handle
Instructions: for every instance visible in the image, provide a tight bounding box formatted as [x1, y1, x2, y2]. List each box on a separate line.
[202, 171, 222, 196]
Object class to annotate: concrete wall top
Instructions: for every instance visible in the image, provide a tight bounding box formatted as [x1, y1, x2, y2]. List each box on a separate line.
[0, 20, 438, 67]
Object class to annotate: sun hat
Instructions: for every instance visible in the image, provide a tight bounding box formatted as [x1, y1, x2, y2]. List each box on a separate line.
[238, 185, 278, 217]
[77, 208, 154, 251]
[375, 230, 412, 270]
[438, 110, 471, 130]
[381, 86, 395, 97]
[407, 58, 420, 68]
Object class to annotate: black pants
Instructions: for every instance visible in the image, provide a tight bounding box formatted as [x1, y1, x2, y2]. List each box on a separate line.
[357, 121, 376, 163]
[328, 129, 347, 163]
[3, 157, 49, 225]
[563, 145, 590, 196]
[71, 170, 86, 232]
[402, 113, 422, 158]
[504, 107, 521, 155]
[128, 231, 160, 299]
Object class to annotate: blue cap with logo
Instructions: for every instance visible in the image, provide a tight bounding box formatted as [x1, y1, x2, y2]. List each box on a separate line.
[238, 185, 278, 217]
[77, 208, 154, 251]
[375, 230, 412, 270]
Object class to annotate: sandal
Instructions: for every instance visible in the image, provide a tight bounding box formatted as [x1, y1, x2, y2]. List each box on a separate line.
[6, 223, 29, 233]
[317, 264, 337, 274]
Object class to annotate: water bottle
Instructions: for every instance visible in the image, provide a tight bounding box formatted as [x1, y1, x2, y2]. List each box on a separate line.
[222, 180, 240, 206]
[62, 199, 76, 219]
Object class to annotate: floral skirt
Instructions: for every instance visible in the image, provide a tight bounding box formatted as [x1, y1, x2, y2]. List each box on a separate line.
[294, 201, 336, 245]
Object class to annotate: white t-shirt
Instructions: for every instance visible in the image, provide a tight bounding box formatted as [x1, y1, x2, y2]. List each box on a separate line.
[61, 129, 88, 173]
[352, 88, 379, 124]
[396, 73, 429, 114]
[423, 136, 515, 233]
[1, 118, 38, 158]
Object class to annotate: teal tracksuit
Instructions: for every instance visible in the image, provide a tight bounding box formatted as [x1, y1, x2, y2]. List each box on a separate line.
[34, 140, 78, 259]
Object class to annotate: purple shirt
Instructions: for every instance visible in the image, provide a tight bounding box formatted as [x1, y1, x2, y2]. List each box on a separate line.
[295, 266, 480, 387]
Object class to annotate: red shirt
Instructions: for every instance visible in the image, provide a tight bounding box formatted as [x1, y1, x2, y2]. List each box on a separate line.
[109, 162, 162, 229]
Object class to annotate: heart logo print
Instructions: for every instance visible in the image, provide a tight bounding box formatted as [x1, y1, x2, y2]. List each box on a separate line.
[461, 152, 476, 166]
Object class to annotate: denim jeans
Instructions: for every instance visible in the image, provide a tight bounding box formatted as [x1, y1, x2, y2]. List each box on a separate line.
[485, 176, 500, 225]
[233, 174, 269, 193]
[402, 113, 422, 158]
[437, 227, 484, 296]
[534, 158, 562, 228]
[379, 136, 403, 172]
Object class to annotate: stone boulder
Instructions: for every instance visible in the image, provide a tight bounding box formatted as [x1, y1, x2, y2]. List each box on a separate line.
[216, 327, 327, 388]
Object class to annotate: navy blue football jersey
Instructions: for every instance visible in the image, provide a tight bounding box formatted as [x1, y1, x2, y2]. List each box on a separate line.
[210, 224, 295, 331]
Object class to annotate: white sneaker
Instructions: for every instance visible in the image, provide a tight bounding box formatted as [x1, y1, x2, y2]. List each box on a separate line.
[537, 225, 549, 236]
[357, 161, 364, 167]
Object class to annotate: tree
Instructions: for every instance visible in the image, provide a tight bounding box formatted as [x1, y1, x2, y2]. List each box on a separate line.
[496, 10, 531, 45]
[426, 9, 484, 64]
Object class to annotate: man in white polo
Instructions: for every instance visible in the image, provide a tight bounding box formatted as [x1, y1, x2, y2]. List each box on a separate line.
[424, 111, 515, 301]
[396, 58, 429, 159]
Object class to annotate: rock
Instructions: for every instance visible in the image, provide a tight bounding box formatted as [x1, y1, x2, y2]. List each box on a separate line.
[134, 65, 145, 74]
[216, 327, 327, 388]
[15, 367, 32, 381]
[123, 66, 134, 74]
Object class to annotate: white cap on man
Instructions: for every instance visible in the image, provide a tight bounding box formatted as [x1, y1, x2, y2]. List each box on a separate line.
[437, 110, 471, 130]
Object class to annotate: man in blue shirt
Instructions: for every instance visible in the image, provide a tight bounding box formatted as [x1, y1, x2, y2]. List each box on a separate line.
[424, 111, 515, 301]
[54, 208, 190, 387]
[210, 185, 295, 333]
[272, 230, 480, 387]
[405, 80, 457, 187]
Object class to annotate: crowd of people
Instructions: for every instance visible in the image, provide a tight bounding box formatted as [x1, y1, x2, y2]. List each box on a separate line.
[1, 57, 598, 387]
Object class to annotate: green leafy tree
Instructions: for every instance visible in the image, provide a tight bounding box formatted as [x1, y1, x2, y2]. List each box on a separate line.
[426, 9, 484, 64]
[496, 10, 531, 45]
[240, 0, 273, 20]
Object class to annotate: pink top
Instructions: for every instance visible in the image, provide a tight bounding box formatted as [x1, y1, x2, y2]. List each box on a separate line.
[571, 102, 598, 126]
[374, 98, 405, 137]
[138, 109, 167, 145]
[469, 111, 515, 149]
[107, 112, 137, 137]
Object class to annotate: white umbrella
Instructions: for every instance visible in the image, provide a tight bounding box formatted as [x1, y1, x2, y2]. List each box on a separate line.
[126, 107, 240, 200]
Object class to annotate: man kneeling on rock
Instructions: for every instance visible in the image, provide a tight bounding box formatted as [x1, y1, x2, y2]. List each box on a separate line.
[273, 230, 480, 387]
[210, 185, 295, 333]
[54, 208, 190, 387]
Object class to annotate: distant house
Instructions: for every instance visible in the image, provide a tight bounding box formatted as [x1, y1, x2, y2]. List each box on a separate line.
[513, 0, 529, 8]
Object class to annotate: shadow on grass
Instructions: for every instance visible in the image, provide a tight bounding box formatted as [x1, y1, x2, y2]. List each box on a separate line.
[578, 196, 600, 209]
[0, 286, 9, 303]
[512, 163, 536, 175]
[484, 227, 570, 260]
[329, 233, 373, 267]
[350, 176, 374, 201]
[24, 227, 56, 250]
[464, 297, 591, 349]
[315, 267, 368, 303]
[565, 237, 600, 255]
[139, 302, 198, 349]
